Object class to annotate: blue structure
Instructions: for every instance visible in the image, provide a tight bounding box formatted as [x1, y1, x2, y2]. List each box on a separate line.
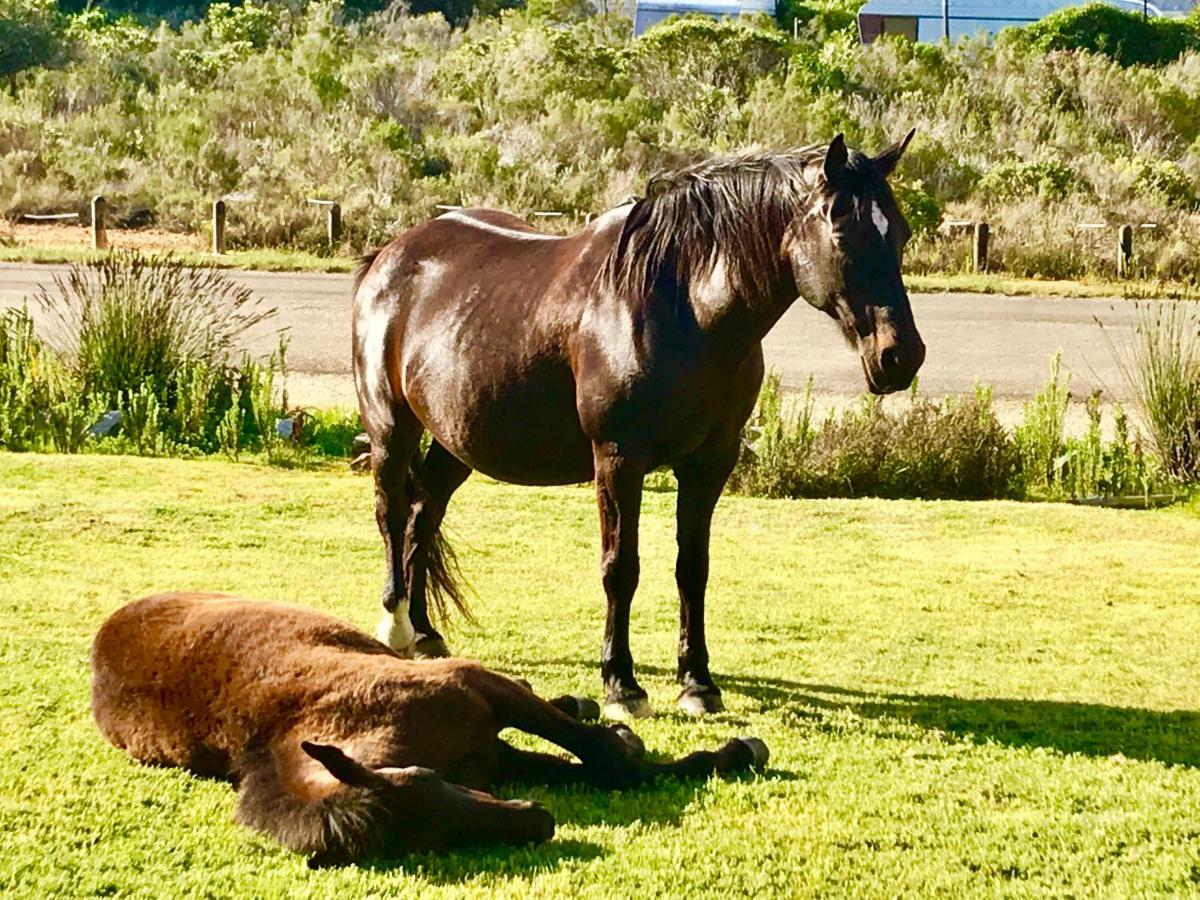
[633, 0, 776, 37]
[858, 0, 1198, 44]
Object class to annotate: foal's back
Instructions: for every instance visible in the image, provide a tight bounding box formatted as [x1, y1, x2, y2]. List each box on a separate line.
[91, 593, 496, 776]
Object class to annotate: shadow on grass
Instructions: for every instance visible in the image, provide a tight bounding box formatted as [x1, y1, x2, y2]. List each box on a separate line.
[725, 673, 1200, 768]
[359, 838, 603, 883]
[512, 658, 1200, 768]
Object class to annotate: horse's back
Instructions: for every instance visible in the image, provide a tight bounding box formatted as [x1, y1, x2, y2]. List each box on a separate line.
[354, 210, 610, 483]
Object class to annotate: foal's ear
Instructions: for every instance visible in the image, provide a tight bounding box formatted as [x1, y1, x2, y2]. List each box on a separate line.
[301, 741, 378, 788]
[873, 128, 916, 177]
[823, 134, 848, 182]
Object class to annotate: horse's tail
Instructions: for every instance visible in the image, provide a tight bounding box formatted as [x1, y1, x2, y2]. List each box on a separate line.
[407, 451, 476, 628]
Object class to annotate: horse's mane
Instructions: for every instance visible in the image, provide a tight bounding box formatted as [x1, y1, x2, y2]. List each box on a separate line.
[604, 146, 828, 301]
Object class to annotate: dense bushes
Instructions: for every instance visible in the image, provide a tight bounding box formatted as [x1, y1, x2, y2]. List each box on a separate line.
[0, 254, 349, 460]
[729, 359, 1168, 502]
[1, 2, 1199, 278]
[1014, 4, 1200, 68]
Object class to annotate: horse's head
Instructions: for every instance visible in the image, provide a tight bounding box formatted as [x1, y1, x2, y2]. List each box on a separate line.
[298, 741, 555, 866]
[786, 132, 926, 395]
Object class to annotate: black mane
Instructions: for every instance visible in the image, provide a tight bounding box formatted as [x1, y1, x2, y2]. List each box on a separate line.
[605, 147, 829, 300]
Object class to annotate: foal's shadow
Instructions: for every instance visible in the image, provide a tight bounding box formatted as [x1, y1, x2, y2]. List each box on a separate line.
[514, 657, 1200, 769]
[360, 839, 603, 883]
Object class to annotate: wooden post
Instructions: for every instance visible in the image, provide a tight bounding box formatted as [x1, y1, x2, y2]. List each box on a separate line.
[1117, 224, 1133, 279]
[212, 199, 226, 255]
[327, 202, 341, 247]
[91, 195, 107, 251]
[972, 221, 989, 273]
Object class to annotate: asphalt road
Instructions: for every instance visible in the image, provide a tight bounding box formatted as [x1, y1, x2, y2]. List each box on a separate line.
[0, 262, 1141, 406]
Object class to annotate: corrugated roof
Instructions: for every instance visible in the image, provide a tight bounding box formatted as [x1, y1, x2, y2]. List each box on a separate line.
[636, 0, 774, 11]
[859, 0, 1195, 17]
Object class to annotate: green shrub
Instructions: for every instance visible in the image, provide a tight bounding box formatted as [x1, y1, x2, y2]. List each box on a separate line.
[1017, 4, 1200, 67]
[18, 253, 288, 455]
[35, 253, 275, 437]
[0, 307, 84, 452]
[729, 374, 1021, 500]
[977, 160, 1084, 206]
[1014, 351, 1070, 494]
[0, 0, 65, 81]
[1109, 301, 1200, 482]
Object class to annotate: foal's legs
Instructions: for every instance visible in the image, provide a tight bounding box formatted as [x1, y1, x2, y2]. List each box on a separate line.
[371, 412, 424, 656]
[404, 439, 472, 658]
[673, 442, 740, 715]
[593, 444, 651, 719]
[475, 673, 767, 788]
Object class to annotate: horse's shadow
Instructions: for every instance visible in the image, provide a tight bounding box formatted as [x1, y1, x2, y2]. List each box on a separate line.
[515, 658, 1200, 769]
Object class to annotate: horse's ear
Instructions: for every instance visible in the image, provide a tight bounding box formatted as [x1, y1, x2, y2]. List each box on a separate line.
[823, 134, 848, 182]
[301, 741, 378, 788]
[873, 128, 916, 178]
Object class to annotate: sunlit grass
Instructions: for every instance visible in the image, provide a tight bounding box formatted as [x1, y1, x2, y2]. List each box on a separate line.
[2, 454, 1199, 897]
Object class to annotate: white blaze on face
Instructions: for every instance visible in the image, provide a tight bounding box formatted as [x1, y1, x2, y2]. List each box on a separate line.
[871, 200, 890, 240]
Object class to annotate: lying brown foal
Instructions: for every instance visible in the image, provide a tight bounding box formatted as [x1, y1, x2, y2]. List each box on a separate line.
[91, 593, 768, 866]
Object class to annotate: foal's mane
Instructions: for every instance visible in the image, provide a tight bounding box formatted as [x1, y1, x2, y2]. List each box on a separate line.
[605, 146, 826, 300]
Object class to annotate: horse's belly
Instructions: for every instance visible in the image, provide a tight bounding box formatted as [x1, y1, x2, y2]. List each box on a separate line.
[411, 362, 596, 486]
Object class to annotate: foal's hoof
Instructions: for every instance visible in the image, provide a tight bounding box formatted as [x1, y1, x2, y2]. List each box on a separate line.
[414, 636, 451, 659]
[609, 723, 647, 761]
[557, 695, 601, 722]
[603, 696, 654, 721]
[737, 736, 770, 769]
[677, 689, 724, 716]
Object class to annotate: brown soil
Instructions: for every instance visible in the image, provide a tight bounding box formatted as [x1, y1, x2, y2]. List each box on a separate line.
[3, 222, 203, 254]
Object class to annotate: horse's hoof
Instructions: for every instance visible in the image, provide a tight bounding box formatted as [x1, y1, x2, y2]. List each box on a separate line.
[609, 723, 647, 761]
[414, 636, 451, 659]
[564, 695, 601, 722]
[603, 696, 654, 721]
[678, 690, 724, 716]
[737, 737, 770, 769]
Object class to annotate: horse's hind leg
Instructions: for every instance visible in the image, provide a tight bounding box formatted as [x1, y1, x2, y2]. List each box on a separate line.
[370, 411, 424, 656]
[404, 439, 472, 658]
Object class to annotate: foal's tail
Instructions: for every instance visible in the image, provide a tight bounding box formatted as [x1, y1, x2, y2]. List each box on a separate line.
[408, 452, 476, 628]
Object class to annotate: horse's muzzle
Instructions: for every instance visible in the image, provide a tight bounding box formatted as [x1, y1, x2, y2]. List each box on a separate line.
[861, 331, 926, 395]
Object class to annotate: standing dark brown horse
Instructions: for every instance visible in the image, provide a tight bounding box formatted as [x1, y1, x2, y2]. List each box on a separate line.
[353, 134, 925, 719]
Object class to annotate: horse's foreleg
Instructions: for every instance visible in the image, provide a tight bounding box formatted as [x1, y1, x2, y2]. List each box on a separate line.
[404, 440, 472, 658]
[673, 443, 739, 715]
[371, 417, 423, 656]
[593, 444, 650, 719]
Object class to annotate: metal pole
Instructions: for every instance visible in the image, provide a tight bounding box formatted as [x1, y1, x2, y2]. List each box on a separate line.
[942, 0, 950, 42]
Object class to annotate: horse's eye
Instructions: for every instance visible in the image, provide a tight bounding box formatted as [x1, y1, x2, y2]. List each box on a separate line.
[829, 193, 855, 222]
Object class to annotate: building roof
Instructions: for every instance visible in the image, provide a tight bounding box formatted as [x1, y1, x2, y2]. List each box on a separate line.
[635, 0, 774, 13]
[859, 0, 1196, 17]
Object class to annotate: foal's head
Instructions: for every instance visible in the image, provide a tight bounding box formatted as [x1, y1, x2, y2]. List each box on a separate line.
[239, 741, 555, 867]
[786, 132, 926, 394]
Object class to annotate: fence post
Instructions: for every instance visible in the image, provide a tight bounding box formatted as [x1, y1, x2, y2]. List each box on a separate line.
[1117, 224, 1133, 279]
[327, 202, 341, 248]
[212, 199, 226, 255]
[972, 221, 989, 273]
[91, 195, 107, 251]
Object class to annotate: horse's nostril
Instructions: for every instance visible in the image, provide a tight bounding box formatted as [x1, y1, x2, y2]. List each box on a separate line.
[880, 345, 901, 372]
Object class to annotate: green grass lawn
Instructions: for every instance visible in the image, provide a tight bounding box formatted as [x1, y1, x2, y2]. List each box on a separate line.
[2, 454, 1199, 897]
